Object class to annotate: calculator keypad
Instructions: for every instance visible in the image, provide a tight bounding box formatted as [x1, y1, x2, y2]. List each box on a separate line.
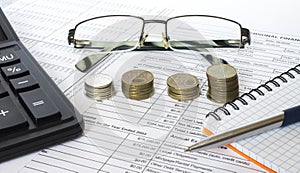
[0, 56, 63, 128]
[0, 8, 83, 162]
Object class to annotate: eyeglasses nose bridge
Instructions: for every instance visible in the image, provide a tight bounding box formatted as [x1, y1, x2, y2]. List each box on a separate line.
[144, 19, 166, 24]
[142, 19, 167, 34]
[141, 19, 169, 49]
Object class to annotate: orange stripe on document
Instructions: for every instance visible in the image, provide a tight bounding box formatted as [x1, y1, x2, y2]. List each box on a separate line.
[202, 127, 277, 173]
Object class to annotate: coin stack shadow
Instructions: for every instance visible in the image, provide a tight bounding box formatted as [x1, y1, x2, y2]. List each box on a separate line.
[167, 73, 200, 101]
[206, 64, 239, 103]
[121, 69, 154, 100]
[85, 73, 114, 100]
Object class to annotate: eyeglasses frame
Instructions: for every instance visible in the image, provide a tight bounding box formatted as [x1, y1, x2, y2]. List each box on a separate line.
[68, 15, 251, 72]
[68, 15, 251, 51]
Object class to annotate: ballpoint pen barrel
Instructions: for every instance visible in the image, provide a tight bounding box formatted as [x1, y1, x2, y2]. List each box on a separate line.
[187, 104, 300, 152]
[186, 113, 285, 152]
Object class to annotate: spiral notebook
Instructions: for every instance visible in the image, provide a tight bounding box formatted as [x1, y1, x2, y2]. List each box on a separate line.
[203, 64, 300, 173]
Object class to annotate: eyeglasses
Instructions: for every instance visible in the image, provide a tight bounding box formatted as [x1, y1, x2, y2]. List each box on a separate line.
[68, 15, 251, 72]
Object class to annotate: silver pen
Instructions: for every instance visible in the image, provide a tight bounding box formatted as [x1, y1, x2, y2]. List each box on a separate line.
[186, 105, 300, 152]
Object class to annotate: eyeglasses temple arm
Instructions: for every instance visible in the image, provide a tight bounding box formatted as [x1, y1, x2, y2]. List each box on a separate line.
[75, 53, 110, 72]
[68, 29, 75, 45]
[241, 28, 251, 46]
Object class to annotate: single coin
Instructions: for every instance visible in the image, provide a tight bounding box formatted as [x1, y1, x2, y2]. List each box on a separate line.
[123, 89, 154, 100]
[168, 87, 200, 95]
[208, 83, 239, 92]
[207, 76, 238, 85]
[206, 92, 238, 103]
[122, 82, 153, 91]
[86, 87, 112, 93]
[168, 88, 200, 101]
[85, 73, 113, 89]
[167, 73, 199, 90]
[206, 64, 237, 81]
[122, 69, 154, 86]
[208, 90, 238, 98]
[168, 88, 200, 97]
[86, 95, 113, 101]
[122, 87, 153, 94]
[166, 73, 200, 101]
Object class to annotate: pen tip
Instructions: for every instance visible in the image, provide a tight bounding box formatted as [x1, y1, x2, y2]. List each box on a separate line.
[185, 147, 191, 152]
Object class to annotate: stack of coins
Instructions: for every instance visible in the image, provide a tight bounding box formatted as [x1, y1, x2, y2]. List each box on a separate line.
[206, 64, 239, 103]
[84, 73, 114, 100]
[167, 73, 200, 101]
[121, 69, 154, 100]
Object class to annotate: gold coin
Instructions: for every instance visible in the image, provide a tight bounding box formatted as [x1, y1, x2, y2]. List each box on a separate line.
[167, 73, 199, 90]
[168, 88, 200, 101]
[168, 87, 200, 95]
[122, 87, 153, 94]
[166, 73, 200, 101]
[121, 69, 154, 100]
[123, 90, 154, 100]
[122, 69, 154, 87]
[122, 82, 153, 91]
[168, 88, 200, 97]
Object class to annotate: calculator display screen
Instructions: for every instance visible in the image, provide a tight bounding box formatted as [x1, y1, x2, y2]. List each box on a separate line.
[0, 26, 7, 41]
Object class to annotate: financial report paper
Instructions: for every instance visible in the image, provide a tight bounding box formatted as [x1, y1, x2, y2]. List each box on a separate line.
[1, 0, 300, 172]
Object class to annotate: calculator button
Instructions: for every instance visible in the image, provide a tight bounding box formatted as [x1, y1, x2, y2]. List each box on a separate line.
[19, 88, 61, 126]
[10, 75, 39, 93]
[0, 51, 20, 67]
[0, 97, 29, 134]
[1, 63, 29, 79]
[0, 83, 8, 98]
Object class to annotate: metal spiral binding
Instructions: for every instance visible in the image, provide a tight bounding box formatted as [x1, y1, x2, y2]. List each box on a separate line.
[206, 64, 300, 120]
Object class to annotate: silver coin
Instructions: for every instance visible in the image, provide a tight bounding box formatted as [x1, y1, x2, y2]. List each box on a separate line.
[208, 82, 239, 91]
[206, 64, 237, 81]
[85, 92, 113, 101]
[206, 64, 239, 103]
[85, 86, 114, 93]
[85, 73, 113, 89]
[84, 73, 114, 100]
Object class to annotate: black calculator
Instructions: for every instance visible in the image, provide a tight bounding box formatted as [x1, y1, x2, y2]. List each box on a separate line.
[0, 8, 83, 162]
